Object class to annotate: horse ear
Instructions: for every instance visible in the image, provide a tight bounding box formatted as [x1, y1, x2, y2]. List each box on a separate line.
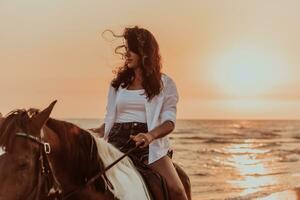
[31, 100, 57, 130]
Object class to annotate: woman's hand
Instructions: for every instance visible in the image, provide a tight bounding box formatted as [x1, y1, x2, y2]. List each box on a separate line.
[130, 133, 155, 148]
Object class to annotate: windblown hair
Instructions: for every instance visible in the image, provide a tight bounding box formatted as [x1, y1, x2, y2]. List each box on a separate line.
[103, 26, 163, 101]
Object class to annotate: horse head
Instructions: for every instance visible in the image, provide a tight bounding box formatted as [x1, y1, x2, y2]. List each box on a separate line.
[0, 100, 148, 200]
[0, 100, 57, 200]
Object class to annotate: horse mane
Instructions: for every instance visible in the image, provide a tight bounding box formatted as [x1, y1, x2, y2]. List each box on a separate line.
[46, 118, 150, 199]
[0, 109, 29, 151]
[45, 118, 107, 187]
[46, 118, 82, 158]
[91, 135, 151, 200]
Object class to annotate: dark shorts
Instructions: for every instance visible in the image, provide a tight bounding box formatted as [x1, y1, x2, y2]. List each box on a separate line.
[107, 121, 173, 164]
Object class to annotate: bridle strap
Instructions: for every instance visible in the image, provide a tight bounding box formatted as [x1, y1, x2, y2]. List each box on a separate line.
[16, 132, 44, 145]
[16, 132, 51, 154]
[15, 131, 62, 199]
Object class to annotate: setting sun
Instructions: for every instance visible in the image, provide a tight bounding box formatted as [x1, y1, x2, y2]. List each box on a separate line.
[208, 46, 288, 99]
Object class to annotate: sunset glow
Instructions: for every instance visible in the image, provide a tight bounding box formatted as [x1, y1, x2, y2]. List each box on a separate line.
[0, 0, 300, 119]
[1, 2, 300, 199]
[209, 46, 288, 99]
[225, 142, 277, 196]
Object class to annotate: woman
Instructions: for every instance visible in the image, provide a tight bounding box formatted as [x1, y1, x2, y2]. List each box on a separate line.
[92, 26, 187, 200]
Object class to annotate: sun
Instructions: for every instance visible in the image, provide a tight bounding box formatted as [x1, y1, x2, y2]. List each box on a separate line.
[208, 46, 287, 99]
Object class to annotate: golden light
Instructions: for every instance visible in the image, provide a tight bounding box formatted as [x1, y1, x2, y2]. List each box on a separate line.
[225, 142, 278, 196]
[224, 141, 300, 199]
[208, 46, 288, 99]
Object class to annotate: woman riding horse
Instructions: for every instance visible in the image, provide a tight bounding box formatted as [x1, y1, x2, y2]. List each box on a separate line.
[0, 101, 191, 200]
[91, 26, 188, 200]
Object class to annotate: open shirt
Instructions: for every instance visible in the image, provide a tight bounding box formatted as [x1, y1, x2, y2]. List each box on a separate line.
[103, 73, 179, 164]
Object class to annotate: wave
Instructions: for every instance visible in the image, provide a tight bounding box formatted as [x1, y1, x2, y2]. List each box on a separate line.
[203, 138, 241, 144]
[271, 129, 282, 133]
[173, 129, 202, 134]
[192, 172, 210, 177]
[255, 142, 281, 149]
[270, 149, 300, 155]
[278, 157, 299, 163]
[293, 134, 300, 140]
[224, 184, 290, 200]
[169, 136, 207, 140]
[196, 148, 229, 155]
[235, 130, 281, 139]
[248, 171, 289, 177]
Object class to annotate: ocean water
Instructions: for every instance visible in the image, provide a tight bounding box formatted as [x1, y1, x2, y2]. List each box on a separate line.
[2, 119, 297, 200]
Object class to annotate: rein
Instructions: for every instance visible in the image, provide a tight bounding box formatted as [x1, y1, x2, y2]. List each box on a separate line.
[15, 130, 144, 200]
[89, 138, 143, 183]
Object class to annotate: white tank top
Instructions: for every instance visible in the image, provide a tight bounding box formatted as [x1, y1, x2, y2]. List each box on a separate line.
[115, 88, 147, 123]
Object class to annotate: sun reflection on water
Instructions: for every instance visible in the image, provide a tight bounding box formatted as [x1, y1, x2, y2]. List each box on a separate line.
[223, 141, 300, 199]
[225, 141, 278, 196]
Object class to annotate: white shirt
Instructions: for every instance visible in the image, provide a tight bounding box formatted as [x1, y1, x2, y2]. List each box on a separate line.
[115, 88, 147, 123]
[103, 73, 179, 164]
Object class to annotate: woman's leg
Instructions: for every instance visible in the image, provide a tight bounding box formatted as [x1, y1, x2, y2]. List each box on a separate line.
[148, 155, 188, 200]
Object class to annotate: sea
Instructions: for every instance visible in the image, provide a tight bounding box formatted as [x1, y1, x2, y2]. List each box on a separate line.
[70, 119, 300, 200]
[2, 119, 300, 199]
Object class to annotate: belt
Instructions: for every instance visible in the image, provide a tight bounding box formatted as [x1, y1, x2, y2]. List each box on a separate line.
[113, 122, 148, 130]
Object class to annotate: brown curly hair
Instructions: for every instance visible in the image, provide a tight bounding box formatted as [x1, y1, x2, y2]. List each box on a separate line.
[103, 26, 163, 101]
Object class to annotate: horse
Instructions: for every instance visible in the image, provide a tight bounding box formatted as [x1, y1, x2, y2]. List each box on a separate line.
[0, 100, 191, 200]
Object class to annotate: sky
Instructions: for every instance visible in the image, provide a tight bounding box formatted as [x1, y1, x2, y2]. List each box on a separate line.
[1, 0, 300, 119]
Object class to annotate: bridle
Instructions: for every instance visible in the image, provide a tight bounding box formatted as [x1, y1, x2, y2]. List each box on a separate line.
[15, 128, 143, 200]
[15, 127, 114, 200]
[16, 130, 63, 200]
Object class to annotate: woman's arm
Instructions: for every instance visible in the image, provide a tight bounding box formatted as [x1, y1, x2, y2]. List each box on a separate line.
[148, 120, 175, 139]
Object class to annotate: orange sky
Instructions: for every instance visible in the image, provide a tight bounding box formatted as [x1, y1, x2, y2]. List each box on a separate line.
[1, 0, 300, 119]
